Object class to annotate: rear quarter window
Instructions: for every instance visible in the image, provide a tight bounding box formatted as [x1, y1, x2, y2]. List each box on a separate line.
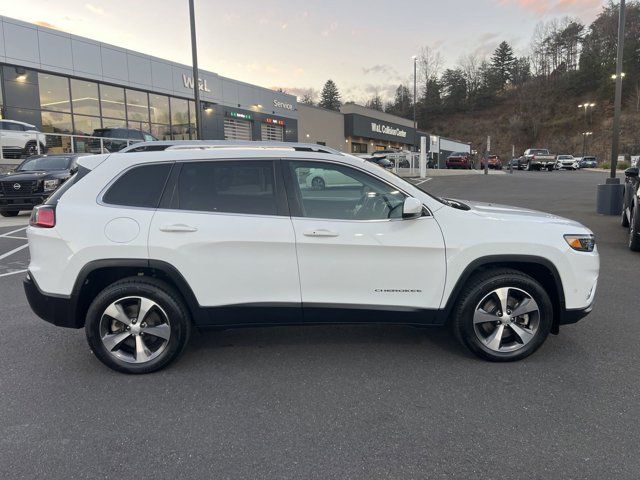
[102, 163, 172, 208]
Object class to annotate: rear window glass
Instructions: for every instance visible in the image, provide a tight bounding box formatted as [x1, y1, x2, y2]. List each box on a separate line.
[176, 161, 277, 215]
[103, 163, 172, 208]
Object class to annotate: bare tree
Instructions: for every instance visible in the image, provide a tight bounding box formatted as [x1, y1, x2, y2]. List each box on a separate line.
[418, 46, 443, 85]
[458, 53, 482, 98]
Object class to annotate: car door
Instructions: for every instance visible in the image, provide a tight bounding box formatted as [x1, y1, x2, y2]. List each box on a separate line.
[148, 159, 301, 325]
[0, 121, 24, 148]
[283, 160, 446, 322]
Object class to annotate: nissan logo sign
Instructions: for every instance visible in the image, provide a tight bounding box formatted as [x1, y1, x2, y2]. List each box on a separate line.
[13, 183, 21, 190]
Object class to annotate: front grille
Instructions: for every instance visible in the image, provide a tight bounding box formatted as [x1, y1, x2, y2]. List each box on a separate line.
[0, 180, 38, 196]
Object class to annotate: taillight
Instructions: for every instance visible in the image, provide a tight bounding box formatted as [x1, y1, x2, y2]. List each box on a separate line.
[30, 205, 56, 228]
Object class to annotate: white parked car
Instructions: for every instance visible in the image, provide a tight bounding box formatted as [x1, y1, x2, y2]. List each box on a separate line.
[0, 119, 45, 158]
[302, 167, 361, 190]
[555, 155, 580, 170]
[24, 141, 599, 373]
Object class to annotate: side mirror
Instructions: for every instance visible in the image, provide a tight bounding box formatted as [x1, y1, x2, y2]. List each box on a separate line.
[625, 167, 639, 178]
[402, 197, 423, 219]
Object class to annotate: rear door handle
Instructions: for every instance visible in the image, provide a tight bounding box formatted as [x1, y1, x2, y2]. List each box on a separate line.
[303, 228, 339, 237]
[159, 224, 198, 233]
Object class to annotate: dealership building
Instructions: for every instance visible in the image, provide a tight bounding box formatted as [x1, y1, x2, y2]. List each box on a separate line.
[0, 15, 298, 155]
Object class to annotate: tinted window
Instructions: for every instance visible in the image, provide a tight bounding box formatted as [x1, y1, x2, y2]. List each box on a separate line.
[288, 162, 406, 220]
[103, 163, 172, 208]
[176, 161, 277, 215]
[2, 121, 23, 131]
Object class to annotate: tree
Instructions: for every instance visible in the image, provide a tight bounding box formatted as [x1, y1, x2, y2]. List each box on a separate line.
[458, 53, 482, 103]
[512, 57, 531, 86]
[365, 90, 384, 111]
[491, 41, 516, 90]
[385, 84, 412, 118]
[440, 68, 467, 111]
[318, 79, 342, 110]
[298, 88, 316, 106]
[418, 78, 441, 127]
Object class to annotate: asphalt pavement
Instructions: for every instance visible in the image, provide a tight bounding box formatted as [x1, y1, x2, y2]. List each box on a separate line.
[0, 169, 638, 479]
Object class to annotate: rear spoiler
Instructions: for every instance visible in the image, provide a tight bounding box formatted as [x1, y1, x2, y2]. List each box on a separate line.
[76, 154, 110, 171]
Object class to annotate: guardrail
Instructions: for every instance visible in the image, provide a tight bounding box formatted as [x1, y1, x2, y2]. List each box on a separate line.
[0, 131, 144, 162]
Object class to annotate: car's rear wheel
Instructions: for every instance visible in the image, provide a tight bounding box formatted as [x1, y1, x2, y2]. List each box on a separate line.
[0, 210, 20, 217]
[452, 269, 553, 361]
[85, 277, 191, 374]
[621, 202, 630, 227]
[629, 207, 640, 251]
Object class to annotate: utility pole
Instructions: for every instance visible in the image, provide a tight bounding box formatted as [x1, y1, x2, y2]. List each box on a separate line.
[597, 0, 626, 215]
[189, 0, 203, 140]
[412, 55, 417, 152]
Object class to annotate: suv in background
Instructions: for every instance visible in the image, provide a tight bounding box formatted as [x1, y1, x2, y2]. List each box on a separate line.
[446, 152, 472, 169]
[0, 153, 91, 217]
[621, 166, 640, 251]
[580, 156, 598, 168]
[555, 155, 580, 170]
[0, 119, 46, 158]
[480, 155, 502, 170]
[87, 128, 156, 153]
[24, 142, 599, 373]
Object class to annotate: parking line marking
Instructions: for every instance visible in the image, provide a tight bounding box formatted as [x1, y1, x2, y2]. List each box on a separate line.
[415, 178, 433, 185]
[0, 236, 28, 240]
[0, 227, 27, 237]
[0, 244, 29, 261]
[0, 269, 27, 278]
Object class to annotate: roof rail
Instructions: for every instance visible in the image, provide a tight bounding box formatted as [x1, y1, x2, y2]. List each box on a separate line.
[120, 140, 344, 155]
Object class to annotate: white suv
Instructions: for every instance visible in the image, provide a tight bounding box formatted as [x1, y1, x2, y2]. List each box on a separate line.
[0, 119, 45, 158]
[24, 142, 599, 373]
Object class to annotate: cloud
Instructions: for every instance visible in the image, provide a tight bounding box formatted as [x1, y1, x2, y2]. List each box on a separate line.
[362, 64, 395, 76]
[85, 3, 106, 16]
[498, 0, 602, 19]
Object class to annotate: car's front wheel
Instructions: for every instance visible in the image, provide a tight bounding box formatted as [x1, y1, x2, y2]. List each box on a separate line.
[452, 269, 553, 361]
[85, 277, 191, 374]
[629, 207, 640, 252]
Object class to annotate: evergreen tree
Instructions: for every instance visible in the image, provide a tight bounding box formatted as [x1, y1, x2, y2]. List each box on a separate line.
[385, 85, 412, 119]
[441, 68, 467, 111]
[318, 80, 342, 111]
[491, 41, 516, 89]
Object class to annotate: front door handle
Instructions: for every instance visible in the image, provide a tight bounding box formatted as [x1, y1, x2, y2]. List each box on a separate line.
[303, 228, 339, 237]
[159, 224, 198, 233]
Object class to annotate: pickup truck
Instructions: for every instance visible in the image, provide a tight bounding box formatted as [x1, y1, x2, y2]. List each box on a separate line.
[517, 149, 556, 171]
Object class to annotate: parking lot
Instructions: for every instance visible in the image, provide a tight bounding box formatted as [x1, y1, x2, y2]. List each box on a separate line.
[0, 169, 638, 479]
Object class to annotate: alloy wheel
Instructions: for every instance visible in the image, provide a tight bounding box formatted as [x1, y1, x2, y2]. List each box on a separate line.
[473, 287, 540, 353]
[99, 296, 171, 364]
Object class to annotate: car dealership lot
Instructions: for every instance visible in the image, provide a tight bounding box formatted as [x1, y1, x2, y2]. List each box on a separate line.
[0, 170, 638, 479]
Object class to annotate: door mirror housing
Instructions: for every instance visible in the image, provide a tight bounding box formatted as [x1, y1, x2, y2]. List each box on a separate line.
[402, 197, 423, 219]
[625, 167, 639, 178]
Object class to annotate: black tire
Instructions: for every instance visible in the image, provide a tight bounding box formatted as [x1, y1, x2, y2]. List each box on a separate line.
[451, 268, 553, 362]
[23, 141, 46, 157]
[629, 206, 640, 252]
[85, 277, 192, 374]
[311, 176, 325, 190]
[0, 210, 20, 217]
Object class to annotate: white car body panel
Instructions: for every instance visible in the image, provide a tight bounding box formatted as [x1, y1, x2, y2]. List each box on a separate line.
[27, 147, 599, 318]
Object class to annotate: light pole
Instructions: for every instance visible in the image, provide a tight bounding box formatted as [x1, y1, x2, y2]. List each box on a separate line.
[189, 0, 203, 140]
[596, 0, 626, 215]
[412, 55, 417, 151]
[578, 103, 595, 126]
[581, 131, 592, 157]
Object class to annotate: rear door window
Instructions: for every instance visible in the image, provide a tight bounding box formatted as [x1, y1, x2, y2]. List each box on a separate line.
[175, 161, 278, 215]
[103, 163, 172, 208]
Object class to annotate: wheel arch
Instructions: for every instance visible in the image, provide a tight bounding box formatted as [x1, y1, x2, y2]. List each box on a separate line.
[72, 259, 202, 328]
[442, 255, 565, 333]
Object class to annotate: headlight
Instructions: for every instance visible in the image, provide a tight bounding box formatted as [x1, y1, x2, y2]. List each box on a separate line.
[564, 234, 596, 252]
[43, 179, 60, 192]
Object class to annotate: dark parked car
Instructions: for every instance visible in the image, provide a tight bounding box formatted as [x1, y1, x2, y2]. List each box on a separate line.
[580, 156, 598, 168]
[621, 166, 640, 251]
[87, 128, 156, 153]
[480, 154, 502, 170]
[508, 158, 520, 169]
[0, 153, 92, 217]
[446, 152, 472, 169]
[363, 155, 393, 169]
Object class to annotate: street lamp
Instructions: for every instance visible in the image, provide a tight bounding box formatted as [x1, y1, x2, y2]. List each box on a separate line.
[581, 131, 593, 157]
[611, 72, 626, 80]
[578, 103, 596, 126]
[188, 0, 203, 140]
[597, 0, 626, 215]
[412, 55, 417, 152]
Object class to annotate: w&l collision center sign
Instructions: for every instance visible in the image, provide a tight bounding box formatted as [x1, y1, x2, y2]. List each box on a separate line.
[344, 113, 416, 144]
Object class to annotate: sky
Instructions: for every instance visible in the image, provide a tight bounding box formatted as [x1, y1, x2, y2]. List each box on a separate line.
[1, 0, 607, 103]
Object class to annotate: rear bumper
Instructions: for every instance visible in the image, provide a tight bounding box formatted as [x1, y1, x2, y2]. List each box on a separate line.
[23, 273, 81, 328]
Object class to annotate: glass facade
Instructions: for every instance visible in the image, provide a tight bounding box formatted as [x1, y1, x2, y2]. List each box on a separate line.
[1, 67, 198, 142]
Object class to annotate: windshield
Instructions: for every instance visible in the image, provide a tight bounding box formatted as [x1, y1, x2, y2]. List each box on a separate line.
[530, 149, 549, 155]
[558, 155, 573, 160]
[17, 156, 71, 171]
